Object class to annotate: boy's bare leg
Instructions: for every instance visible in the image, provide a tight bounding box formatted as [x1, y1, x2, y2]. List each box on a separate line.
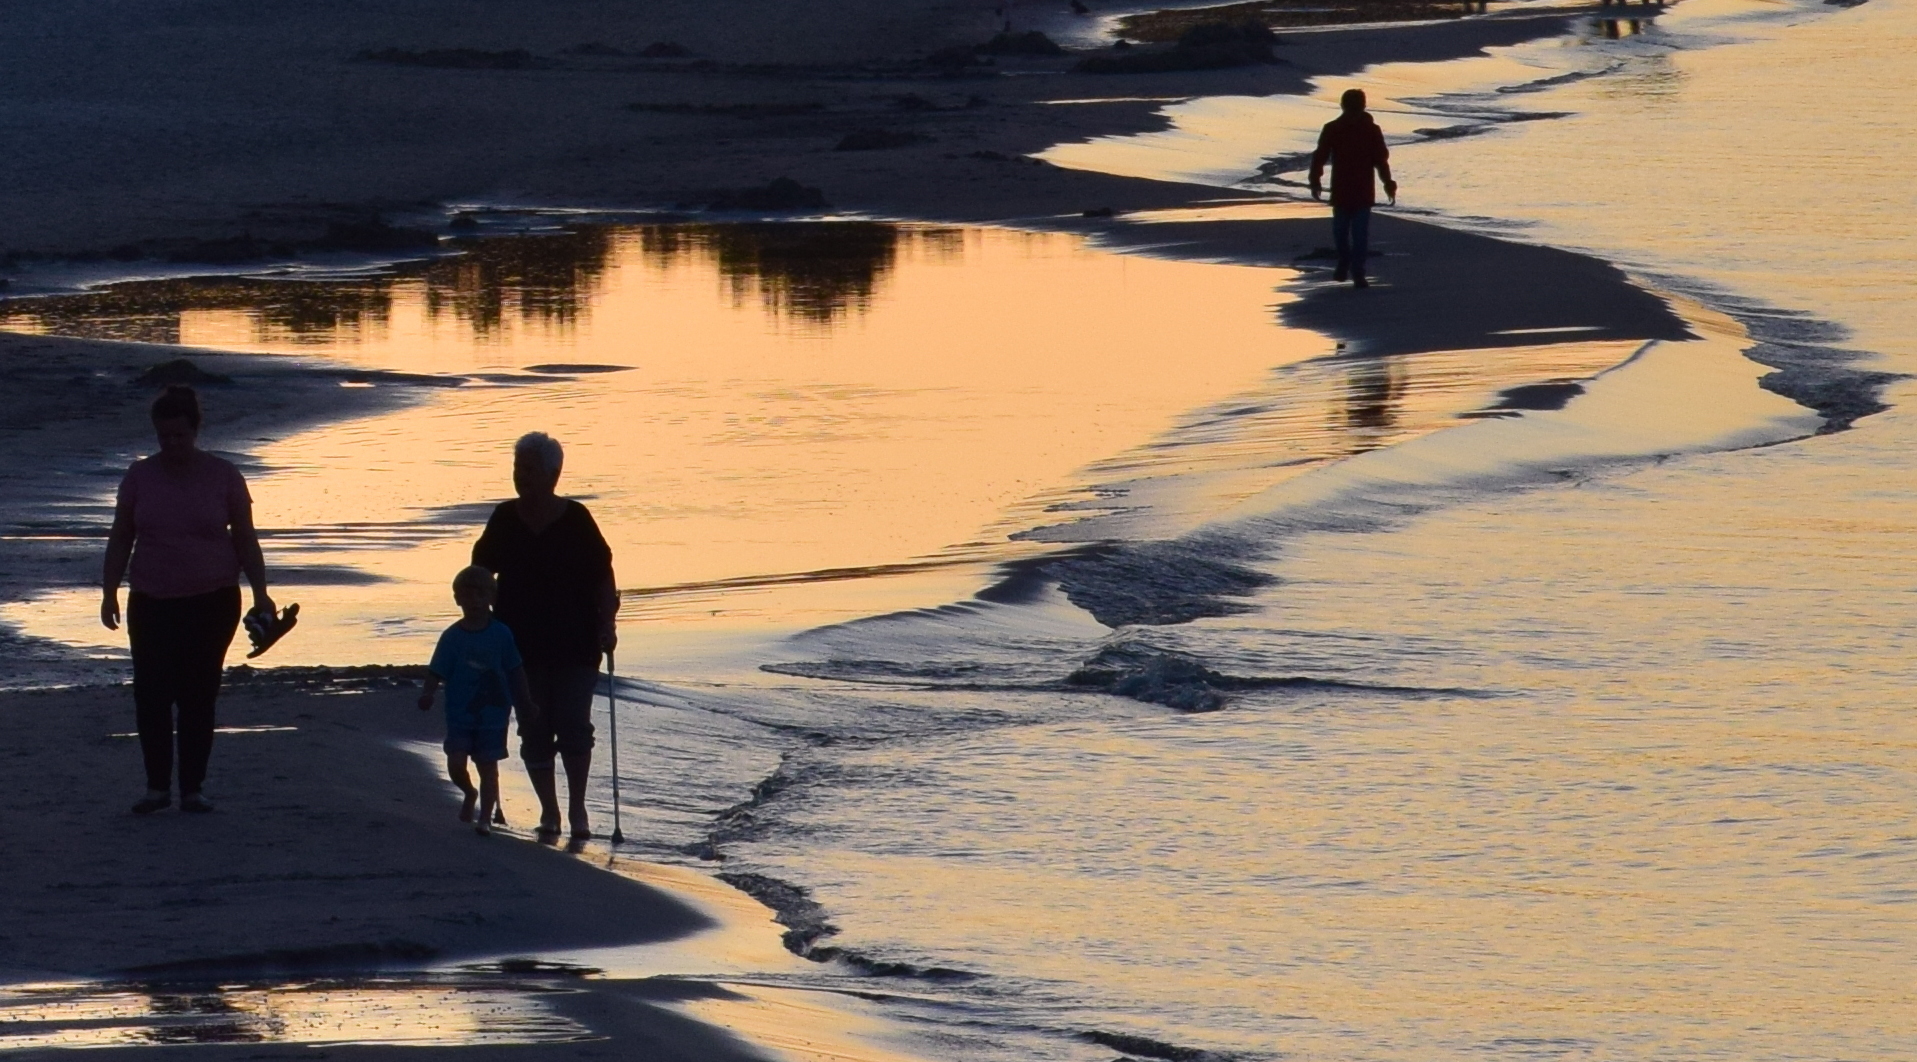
[562, 751, 593, 839]
[527, 764, 563, 834]
[475, 761, 500, 835]
[446, 753, 477, 822]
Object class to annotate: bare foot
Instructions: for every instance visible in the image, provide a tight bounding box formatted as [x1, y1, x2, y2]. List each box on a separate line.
[459, 789, 477, 822]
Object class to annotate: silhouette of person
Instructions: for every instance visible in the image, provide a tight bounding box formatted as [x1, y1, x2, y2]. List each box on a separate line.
[472, 432, 619, 840]
[101, 385, 276, 815]
[1309, 88, 1397, 288]
[418, 565, 538, 836]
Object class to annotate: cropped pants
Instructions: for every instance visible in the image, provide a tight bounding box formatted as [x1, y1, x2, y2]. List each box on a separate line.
[518, 662, 600, 768]
[128, 586, 241, 795]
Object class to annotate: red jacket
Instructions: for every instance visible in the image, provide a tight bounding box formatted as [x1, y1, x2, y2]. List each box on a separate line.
[1309, 113, 1390, 209]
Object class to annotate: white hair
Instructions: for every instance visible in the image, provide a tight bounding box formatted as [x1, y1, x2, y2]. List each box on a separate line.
[514, 431, 564, 474]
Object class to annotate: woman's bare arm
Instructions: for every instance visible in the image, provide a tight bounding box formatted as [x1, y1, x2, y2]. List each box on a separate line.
[228, 492, 275, 615]
[99, 498, 136, 630]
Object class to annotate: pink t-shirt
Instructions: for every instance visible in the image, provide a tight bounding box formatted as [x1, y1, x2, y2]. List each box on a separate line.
[117, 452, 251, 599]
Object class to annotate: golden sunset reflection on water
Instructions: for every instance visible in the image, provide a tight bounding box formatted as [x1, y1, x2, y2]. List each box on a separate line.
[0, 979, 585, 1049]
[0, 221, 1801, 676]
[2, 224, 1330, 666]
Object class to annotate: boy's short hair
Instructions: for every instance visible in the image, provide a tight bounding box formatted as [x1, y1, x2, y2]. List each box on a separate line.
[452, 565, 497, 603]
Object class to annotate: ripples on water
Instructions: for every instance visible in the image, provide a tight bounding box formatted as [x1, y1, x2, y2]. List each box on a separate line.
[6, 0, 1917, 1056]
[726, 0, 1917, 1059]
[3, 222, 1329, 667]
[0, 974, 589, 1049]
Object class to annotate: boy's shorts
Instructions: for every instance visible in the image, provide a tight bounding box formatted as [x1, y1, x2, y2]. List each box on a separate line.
[445, 727, 509, 763]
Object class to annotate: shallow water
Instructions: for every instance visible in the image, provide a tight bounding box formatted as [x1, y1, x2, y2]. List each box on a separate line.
[6, 0, 1917, 1057]
[695, 0, 1917, 1059]
[0, 975, 588, 1049]
[4, 223, 1333, 666]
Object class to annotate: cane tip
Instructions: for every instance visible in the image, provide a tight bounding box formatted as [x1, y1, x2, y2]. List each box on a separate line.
[611, 829, 626, 844]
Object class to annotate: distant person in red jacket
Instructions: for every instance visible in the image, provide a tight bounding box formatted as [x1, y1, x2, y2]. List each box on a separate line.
[1309, 88, 1398, 288]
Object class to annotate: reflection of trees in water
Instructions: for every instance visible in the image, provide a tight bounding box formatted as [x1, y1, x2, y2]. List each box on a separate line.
[0, 227, 616, 346]
[910, 226, 968, 264]
[0, 278, 393, 346]
[632, 222, 961, 325]
[421, 227, 613, 336]
[634, 222, 900, 324]
[138, 989, 265, 1045]
[0, 221, 955, 345]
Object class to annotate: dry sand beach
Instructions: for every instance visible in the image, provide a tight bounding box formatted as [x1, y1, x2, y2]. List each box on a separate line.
[3, 0, 1904, 1058]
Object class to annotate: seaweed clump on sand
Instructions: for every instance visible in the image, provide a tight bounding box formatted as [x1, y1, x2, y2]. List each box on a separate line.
[1077, 21, 1281, 72]
[704, 177, 830, 211]
[833, 129, 931, 151]
[923, 29, 1063, 69]
[629, 100, 823, 118]
[1119, 0, 1470, 38]
[357, 47, 537, 70]
[977, 30, 1066, 55]
[135, 358, 232, 387]
[96, 218, 437, 266]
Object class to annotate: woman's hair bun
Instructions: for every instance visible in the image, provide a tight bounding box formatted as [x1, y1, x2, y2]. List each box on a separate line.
[150, 384, 203, 429]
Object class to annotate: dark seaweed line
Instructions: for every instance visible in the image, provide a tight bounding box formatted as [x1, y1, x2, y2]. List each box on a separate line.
[759, 659, 1495, 708]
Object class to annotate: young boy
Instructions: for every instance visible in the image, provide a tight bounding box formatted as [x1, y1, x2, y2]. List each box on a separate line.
[417, 566, 536, 835]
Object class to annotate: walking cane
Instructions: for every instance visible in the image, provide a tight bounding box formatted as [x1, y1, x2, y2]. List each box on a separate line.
[606, 650, 625, 845]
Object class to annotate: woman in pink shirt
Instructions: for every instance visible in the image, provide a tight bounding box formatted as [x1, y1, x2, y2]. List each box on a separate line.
[101, 385, 275, 815]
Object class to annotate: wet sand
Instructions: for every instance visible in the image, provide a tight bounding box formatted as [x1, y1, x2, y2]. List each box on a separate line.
[0, 668, 716, 978]
[0, 668, 790, 1061]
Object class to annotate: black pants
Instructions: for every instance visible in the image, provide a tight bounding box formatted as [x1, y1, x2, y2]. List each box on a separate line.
[128, 586, 241, 794]
[518, 662, 600, 768]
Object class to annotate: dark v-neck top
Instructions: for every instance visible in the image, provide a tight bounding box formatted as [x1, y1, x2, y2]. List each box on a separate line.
[472, 499, 612, 668]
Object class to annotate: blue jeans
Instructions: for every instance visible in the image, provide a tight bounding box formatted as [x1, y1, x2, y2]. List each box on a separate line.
[1332, 206, 1372, 277]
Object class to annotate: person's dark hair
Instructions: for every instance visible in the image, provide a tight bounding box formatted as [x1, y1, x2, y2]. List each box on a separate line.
[150, 385, 202, 429]
[1340, 88, 1367, 111]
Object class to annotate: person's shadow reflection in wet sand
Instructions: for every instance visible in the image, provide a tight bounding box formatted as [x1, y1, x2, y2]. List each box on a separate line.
[1344, 356, 1406, 451]
[472, 432, 620, 843]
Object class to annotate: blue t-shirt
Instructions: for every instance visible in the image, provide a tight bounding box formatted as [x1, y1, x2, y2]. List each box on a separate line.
[428, 618, 523, 732]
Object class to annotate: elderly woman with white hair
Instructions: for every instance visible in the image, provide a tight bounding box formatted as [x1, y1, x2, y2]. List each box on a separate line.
[472, 431, 619, 840]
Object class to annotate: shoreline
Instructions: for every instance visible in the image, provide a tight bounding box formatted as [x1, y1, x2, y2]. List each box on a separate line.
[0, 0, 1891, 1058]
[0, 666, 924, 1062]
[0, 212, 1843, 1054]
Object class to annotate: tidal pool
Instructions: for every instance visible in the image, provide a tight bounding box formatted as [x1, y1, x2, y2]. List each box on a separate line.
[2, 218, 1702, 677]
[1, 222, 1333, 668]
